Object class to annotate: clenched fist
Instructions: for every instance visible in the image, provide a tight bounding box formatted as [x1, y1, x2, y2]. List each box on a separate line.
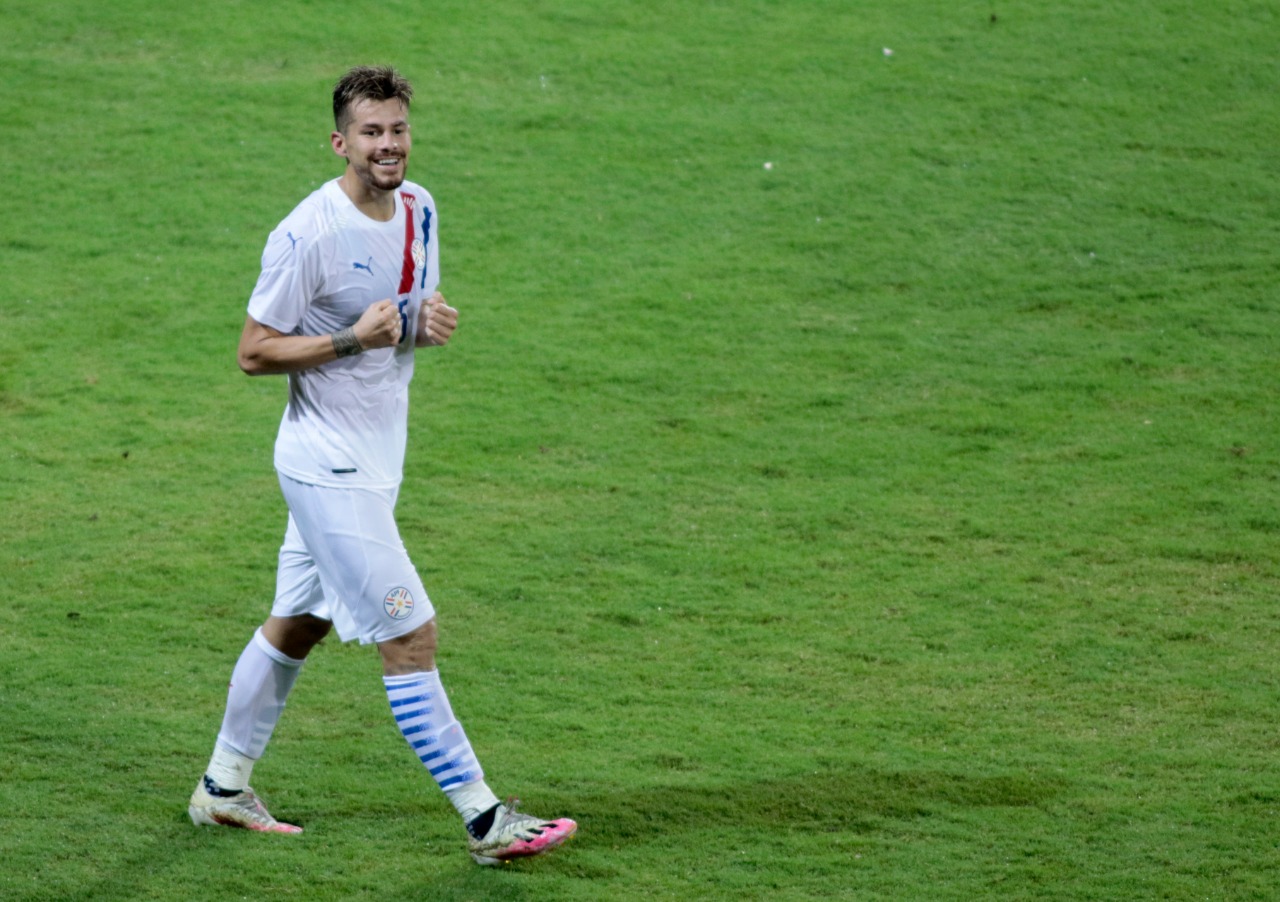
[418, 292, 458, 347]
[353, 299, 403, 350]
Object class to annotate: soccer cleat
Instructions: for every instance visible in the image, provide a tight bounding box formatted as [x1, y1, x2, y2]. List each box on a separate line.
[467, 798, 577, 866]
[188, 780, 303, 834]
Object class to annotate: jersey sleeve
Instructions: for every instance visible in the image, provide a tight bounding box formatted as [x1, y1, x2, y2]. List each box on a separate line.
[247, 222, 324, 334]
[407, 184, 440, 296]
[423, 191, 440, 295]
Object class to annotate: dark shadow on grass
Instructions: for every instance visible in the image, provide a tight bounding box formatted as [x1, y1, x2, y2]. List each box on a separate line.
[38, 767, 1059, 901]
[577, 764, 1064, 841]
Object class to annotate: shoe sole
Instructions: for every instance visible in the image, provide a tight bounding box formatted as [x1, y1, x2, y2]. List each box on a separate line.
[188, 804, 303, 834]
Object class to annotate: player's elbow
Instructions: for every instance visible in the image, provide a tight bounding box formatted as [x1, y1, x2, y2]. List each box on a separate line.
[238, 346, 270, 376]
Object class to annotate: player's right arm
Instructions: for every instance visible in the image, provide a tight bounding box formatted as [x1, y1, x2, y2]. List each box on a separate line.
[237, 300, 403, 375]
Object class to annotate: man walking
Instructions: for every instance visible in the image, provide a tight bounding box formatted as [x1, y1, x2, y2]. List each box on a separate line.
[187, 65, 576, 866]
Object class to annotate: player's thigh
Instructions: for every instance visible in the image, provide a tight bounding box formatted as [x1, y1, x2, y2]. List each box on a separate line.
[270, 512, 331, 620]
[278, 476, 434, 643]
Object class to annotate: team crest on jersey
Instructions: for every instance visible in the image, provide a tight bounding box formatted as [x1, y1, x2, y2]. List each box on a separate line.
[384, 587, 415, 621]
[411, 239, 426, 269]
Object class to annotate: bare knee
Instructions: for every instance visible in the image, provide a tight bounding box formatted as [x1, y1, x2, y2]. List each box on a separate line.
[261, 614, 333, 660]
[378, 619, 438, 676]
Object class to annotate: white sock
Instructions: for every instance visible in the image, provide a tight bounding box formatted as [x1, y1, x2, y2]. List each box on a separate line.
[446, 778, 503, 825]
[207, 628, 304, 789]
[383, 670, 498, 821]
[206, 741, 256, 793]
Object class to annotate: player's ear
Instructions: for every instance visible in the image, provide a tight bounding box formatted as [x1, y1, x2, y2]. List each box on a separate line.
[330, 130, 348, 158]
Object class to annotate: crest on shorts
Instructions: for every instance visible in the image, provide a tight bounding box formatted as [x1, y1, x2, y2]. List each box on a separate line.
[384, 587, 415, 621]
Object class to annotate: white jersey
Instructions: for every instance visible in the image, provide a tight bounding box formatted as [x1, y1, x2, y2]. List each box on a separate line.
[247, 178, 440, 489]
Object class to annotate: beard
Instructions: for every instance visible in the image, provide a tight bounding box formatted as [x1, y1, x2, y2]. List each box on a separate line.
[355, 158, 406, 192]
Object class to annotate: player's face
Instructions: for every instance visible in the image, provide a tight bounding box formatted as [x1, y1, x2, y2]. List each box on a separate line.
[332, 98, 411, 194]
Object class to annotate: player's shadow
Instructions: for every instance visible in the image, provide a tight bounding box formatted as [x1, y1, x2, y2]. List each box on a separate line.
[576, 762, 1063, 841]
[44, 765, 1060, 902]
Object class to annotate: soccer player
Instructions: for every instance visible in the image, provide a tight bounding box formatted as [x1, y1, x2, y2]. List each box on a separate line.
[186, 65, 577, 866]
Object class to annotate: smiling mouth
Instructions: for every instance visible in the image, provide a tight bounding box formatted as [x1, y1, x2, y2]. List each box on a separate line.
[376, 158, 401, 167]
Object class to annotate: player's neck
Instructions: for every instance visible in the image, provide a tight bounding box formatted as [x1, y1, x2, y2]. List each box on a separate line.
[338, 170, 397, 222]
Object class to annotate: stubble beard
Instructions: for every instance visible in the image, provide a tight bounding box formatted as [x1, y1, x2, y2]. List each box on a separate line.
[355, 157, 407, 194]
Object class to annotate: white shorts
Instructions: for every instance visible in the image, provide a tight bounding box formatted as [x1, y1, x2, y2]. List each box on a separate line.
[270, 474, 436, 645]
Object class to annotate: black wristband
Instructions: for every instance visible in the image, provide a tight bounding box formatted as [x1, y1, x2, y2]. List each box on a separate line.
[332, 326, 363, 358]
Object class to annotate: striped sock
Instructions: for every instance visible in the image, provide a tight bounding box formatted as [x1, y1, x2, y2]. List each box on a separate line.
[383, 670, 497, 820]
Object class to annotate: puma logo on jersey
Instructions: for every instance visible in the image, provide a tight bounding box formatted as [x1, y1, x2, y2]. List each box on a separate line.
[286, 232, 302, 250]
[353, 257, 374, 276]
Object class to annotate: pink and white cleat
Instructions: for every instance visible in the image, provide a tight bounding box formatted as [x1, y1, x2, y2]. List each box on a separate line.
[188, 779, 303, 834]
[467, 798, 577, 865]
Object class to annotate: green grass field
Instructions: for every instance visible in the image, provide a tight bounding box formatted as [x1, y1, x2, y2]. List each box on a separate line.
[2, 0, 1278, 899]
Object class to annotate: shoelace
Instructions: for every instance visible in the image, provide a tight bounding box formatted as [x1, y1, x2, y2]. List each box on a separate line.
[227, 790, 275, 825]
[493, 798, 548, 840]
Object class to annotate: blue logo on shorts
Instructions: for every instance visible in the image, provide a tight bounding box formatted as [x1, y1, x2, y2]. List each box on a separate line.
[384, 587, 415, 621]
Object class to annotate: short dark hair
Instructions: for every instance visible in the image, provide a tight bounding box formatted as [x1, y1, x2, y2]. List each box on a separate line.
[333, 65, 414, 132]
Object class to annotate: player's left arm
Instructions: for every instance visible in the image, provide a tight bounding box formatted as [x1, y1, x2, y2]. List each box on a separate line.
[416, 291, 458, 347]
